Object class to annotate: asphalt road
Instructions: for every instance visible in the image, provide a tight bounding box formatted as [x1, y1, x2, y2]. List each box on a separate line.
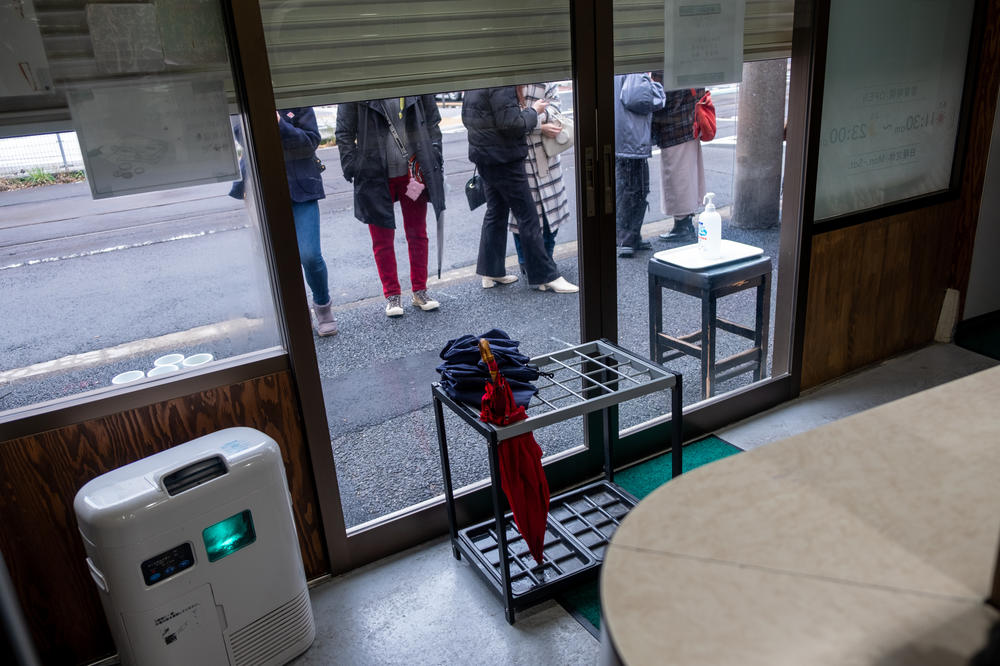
[0, 91, 783, 527]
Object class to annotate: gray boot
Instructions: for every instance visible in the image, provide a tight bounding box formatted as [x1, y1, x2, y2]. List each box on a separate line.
[313, 301, 338, 337]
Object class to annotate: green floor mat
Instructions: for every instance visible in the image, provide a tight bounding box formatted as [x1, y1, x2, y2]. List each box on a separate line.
[555, 435, 742, 637]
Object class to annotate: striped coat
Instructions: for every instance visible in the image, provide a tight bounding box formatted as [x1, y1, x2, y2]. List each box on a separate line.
[508, 83, 571, 234]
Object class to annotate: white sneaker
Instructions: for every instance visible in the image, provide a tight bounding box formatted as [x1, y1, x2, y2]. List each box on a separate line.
[411, 290, 440, 311]
[385, 295, 404, 317]
[538, 276, 579, 293]
[481, 274, 519, 288]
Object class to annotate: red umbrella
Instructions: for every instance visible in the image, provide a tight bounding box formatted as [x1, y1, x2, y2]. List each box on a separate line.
[478, 339, 550, 565]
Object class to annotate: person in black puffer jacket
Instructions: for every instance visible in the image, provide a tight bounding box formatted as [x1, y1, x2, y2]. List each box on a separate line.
[461, 87, 577, 294]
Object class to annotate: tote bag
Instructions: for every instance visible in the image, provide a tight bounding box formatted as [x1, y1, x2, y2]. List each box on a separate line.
[692, 89, 716, 142]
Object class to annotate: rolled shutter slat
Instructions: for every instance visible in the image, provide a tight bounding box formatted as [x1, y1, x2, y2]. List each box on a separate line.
[1, 0, 793, 138]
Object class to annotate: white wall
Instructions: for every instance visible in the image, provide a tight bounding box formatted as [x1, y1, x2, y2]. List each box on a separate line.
[964, 87, 1000, 320]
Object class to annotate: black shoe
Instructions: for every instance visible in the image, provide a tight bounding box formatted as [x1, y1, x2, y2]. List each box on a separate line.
[659, 216, 696, 242]
[636, 241, 653, 251]
[617, 246, 635, 258]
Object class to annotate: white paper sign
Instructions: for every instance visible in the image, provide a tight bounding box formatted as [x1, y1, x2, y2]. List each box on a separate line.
[68, 76, 239, 199]
[86, 3, 166, 74]
[663, 0, 744, 90]
[156, 0, 228, 67]
[814, 0, 975, 221]
[0, 0, 53, 96]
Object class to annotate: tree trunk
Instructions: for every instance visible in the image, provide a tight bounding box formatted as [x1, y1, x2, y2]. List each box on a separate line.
[732, 60, 787, 229]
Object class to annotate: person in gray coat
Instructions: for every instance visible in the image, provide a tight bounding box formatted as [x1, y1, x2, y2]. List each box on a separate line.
[614, 73, 665, 257]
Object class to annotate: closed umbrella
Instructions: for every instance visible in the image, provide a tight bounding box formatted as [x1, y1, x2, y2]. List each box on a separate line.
[478, 339, 550, 565]
[436, 209, 444, 279]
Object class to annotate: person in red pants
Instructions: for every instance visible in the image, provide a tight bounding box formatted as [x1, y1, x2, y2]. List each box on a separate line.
[335, 96, 445, 317]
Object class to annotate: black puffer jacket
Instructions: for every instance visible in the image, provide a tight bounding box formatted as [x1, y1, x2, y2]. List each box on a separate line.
[461, 87, 539, 165]
[335, 96, 445, 229]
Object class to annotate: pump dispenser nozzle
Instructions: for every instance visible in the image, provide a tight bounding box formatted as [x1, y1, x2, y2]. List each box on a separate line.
[698, 192, 722, 258]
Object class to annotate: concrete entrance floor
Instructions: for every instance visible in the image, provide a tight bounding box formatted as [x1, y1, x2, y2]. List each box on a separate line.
[291, 343, 997, 665]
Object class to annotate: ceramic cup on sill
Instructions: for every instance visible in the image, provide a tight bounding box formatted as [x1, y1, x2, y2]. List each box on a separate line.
[111, 370, 145, 385]
[181, 353, 213, 369]
[147, 364, 180, 378]
[154, 353, 185, 367]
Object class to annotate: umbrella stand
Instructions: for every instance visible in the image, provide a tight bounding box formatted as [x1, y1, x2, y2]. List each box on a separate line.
[431, 339, 684, 625]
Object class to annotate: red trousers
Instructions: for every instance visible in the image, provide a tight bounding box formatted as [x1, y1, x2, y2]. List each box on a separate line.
[369, 175, 429, 298]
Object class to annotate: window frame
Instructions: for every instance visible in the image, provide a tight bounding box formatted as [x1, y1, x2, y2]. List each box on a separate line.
[0, 0, 821, 576]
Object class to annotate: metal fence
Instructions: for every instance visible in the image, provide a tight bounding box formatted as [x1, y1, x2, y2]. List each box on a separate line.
[0, 133, 84, 177]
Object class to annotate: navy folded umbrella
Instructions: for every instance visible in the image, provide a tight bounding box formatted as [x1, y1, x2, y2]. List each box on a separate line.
[436, 329, 541, 408]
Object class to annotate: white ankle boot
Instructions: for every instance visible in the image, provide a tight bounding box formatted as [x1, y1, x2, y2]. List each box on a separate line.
[481, 274, 519, 288]
[538, 276, 579, 293]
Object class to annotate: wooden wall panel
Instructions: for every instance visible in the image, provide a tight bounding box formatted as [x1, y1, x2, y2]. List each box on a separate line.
[802, 0, 1000, 388]
[803, 210, 951, 387]
[0, 370, 328, 666]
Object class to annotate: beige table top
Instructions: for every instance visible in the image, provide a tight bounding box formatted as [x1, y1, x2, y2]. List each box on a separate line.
[602, 366, 1000, 665]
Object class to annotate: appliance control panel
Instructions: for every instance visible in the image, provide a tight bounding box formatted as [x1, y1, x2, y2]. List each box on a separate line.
[140, 542, 194, 585]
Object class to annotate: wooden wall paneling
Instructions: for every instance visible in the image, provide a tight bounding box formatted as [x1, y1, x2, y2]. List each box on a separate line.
[802, 208, 951, 388]
[801, 1, 1000, 389]
[0, 370, 327, 665]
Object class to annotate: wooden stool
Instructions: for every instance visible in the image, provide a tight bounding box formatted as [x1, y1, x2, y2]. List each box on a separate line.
[648, 254, 772, 399]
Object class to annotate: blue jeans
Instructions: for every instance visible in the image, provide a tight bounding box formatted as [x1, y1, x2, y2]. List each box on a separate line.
[292, 200, 330, 306]
[513, 214, 557, 267]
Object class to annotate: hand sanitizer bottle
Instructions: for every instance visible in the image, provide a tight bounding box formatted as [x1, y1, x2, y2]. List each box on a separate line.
[698, 192, 721, 258]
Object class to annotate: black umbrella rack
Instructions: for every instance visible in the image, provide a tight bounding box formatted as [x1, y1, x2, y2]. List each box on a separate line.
[432, 339, 682, 624]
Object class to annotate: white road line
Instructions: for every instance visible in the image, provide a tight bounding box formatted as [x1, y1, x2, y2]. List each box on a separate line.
[0, 317, 266, 384]
[0, 224, 249, 271]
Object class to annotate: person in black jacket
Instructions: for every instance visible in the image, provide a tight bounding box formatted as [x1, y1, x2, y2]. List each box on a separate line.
[230, 107, 337, 336]
[461, 87, 578, 294]
[335, 96, 445, 317]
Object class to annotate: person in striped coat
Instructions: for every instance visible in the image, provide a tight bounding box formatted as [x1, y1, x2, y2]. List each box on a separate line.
[508, 83, 572, 274]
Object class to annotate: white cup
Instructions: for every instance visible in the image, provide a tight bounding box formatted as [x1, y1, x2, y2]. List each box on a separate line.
[111, 370, 145, 385]
[147, 364, 179, 378]
[154, 353, 185, 367]
[182, 353, 213, 368]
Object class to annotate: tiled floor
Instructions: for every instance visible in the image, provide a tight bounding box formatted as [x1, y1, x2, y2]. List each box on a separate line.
[293, 343, 997, 665]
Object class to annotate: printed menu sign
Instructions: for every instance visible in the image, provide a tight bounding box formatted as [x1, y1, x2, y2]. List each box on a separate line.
[815, 0, 976, 221]
[663, 0, 744, 89]
[68, 76, 239, 199]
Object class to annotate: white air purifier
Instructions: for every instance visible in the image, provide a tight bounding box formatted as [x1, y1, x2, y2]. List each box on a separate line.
[74, 427, 315, 666]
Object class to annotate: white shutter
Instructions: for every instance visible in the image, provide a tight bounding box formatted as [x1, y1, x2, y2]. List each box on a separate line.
[262, 0, 573, 107]
[614, 0, 795, 75]
[1, 0, 795, 137]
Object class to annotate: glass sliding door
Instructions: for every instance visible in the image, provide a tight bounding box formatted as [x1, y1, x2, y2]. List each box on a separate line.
[256, 1, 597, 541]
[610, 1, 799, 435]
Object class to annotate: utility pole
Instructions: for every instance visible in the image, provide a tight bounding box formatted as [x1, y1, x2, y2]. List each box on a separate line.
[732, 60, 788, 229]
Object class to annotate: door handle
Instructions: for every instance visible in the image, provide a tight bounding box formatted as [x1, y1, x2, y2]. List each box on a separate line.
[602, 144, 614, 215]
[584, 146, 596, 217]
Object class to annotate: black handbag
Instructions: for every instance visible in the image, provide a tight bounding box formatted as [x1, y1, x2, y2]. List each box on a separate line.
[465, 168, 486, 210]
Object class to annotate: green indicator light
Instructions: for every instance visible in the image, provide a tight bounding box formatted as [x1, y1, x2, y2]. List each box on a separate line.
[203, 510, 256, 562]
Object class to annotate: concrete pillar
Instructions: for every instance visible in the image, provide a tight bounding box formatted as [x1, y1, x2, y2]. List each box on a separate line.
[732, 60, 787, 229]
